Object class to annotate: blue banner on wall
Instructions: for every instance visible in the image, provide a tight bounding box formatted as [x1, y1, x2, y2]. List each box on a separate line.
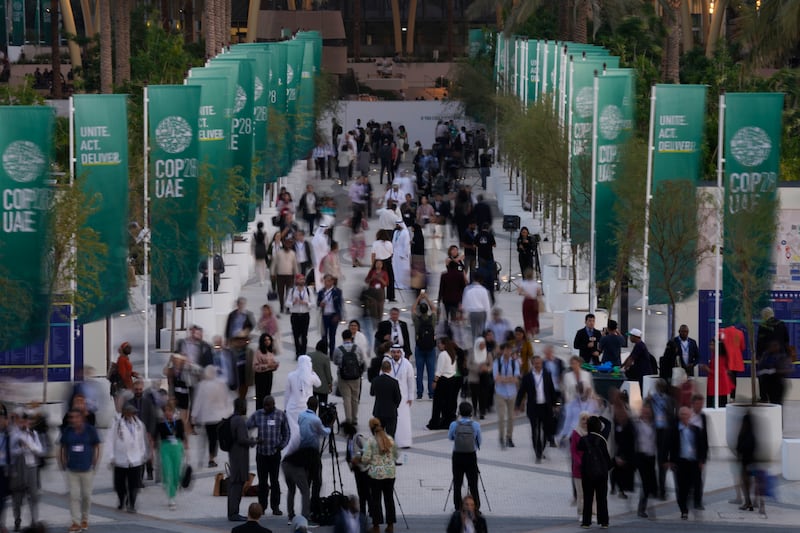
[0, 304, 84, 382]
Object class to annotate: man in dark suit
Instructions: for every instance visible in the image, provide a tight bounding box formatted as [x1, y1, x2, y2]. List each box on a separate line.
[374, 308, 412, 358]
[674, 324, 700, 377]
[667, 406, 709, 520]
[573, 313, 602, 365]
[231, 502, 273, 533]
[370, 360, 402, 437]
[515, 356, 556, 463]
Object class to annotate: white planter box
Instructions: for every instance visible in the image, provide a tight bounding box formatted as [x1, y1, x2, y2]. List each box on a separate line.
[726, 403, 783, 462]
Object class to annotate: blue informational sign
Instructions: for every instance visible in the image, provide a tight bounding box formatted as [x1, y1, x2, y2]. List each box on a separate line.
[698, 290, 800, 378]
[0, 304, 84, 382]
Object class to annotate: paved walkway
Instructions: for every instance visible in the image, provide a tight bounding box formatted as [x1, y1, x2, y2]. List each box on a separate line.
[33, 159, 800, 532]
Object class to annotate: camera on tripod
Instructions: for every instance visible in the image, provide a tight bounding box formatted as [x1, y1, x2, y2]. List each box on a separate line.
[319, 402, 339, 428]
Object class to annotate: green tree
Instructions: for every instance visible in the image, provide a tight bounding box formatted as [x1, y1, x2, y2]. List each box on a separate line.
[41, 180, 107, 401]
[723, 193, 779, 404]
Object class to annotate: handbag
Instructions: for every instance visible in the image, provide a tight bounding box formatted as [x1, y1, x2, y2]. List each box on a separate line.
[213, 464, 230, 496]
[180, 463, 193, 489]
[537, 294, 546, 313]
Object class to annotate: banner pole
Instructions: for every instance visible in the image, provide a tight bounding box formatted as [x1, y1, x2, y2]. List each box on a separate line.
[565, 56, 574, 256]
[68, 95, 76, 382]
[642, 86, 656, 334]
[713, 91, 726, 409]
[143, 86, 150, 380]
[588, 72, 599, 314]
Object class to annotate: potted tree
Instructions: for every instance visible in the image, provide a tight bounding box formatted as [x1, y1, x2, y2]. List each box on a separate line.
[723, 192, 782, 462]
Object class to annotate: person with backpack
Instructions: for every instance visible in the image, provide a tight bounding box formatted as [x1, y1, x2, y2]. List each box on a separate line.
[333, 330, 367, 427]
[577, 416, 613, 529]
[447, 402, 482, 512]
[412, 292, 437, 401]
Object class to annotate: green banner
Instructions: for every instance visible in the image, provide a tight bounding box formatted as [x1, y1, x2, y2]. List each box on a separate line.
[225, 49, 270, 187]
[284, 40, 304, 163]
[0, 106, 54, 349]
[568, 57, 611, 246]
[266, 44, 288, 180]
[11, 0, 24, 45]
[468, 29, 486, 58]
[73, 95, 129, 323]
[722, 93, 784, 325]
[592, 70, 635, 282]
[185, 75, 232, 235]
[647, 84, 707, 305]
[0, 1, 7, 48]
[494, 32, 505, 90]
[526, 40, 539, 104]
[205, 57, 256, 231]
[294, 38, 315, 158]
[147, 85, 201, 305]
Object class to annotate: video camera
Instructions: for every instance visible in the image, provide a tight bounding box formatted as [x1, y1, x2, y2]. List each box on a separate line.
[319, 402, 339, 428]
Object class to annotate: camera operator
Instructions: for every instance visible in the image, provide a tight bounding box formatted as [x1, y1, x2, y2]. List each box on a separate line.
[298, 397, 331, 514]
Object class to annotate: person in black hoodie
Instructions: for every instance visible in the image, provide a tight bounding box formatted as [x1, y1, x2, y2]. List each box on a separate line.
[578, 416, 612, 529]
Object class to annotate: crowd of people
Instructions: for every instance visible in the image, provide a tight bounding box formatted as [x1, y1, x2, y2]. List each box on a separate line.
[10, 116, 795, 533]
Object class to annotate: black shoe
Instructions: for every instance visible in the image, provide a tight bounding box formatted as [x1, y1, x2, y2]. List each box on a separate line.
[126, 506, 136, 514]
[146, 471, 154, 481]
[681, 513, 688, 520]
[506, 438, 515, 448]
[117, 503, 124, 510]
[637, 511, 648, 518]
[13, 520, 20, 532]
[618, 491, 628, 499]
[228, 514, 247, 522]
[694, 505, 705, 511]
[273, 509, 283, 516]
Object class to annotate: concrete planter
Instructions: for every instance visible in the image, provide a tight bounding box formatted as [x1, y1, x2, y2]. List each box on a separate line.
[725, 402, 783, 462]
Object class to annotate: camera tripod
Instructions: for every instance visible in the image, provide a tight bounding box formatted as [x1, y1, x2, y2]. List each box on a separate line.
[319, 403, 345, 495]
[442, 468, 492, 512]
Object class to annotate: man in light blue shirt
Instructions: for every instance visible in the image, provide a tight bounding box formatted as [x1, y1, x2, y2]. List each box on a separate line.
[297, 396, 331, 511]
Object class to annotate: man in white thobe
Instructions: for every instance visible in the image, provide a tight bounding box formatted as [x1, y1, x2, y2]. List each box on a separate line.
[311, 223, 330, 289]
[283, 355, 321, 457]
[384, 344, 415, 450]
[392, 220, 411, 290]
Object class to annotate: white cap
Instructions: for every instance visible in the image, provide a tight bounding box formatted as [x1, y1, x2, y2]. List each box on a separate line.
[628, 328, 643, 338]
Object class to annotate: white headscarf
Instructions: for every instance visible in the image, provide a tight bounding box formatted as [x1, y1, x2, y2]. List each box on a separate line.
[472, 337, 487, 365]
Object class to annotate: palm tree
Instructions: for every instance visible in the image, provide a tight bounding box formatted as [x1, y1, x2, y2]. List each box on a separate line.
[660, 0, 681, 83]
[50, 0, 62, 98]
[573, 0, 588, 44]
[114, 0, 131, 86]
[205, 0, 218, 57]
[99, 0, 112, 93]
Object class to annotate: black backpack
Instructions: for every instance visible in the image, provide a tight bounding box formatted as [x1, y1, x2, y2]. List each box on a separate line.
[581, 434, 612, 480]
[339, 346, 362, 380]
[217, 417, 234, 452]
[416, 314, 436, 351]
[311, 490, 349, 526]
[453, 420, 476, 453]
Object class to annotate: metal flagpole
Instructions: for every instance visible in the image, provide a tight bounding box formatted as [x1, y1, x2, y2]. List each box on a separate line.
[143, 86, 150, 380]
[68, 95, 75, 382]
[588, 72, 599, 314]
[641, 86, 657, 334]
[713, 91, 726, 408]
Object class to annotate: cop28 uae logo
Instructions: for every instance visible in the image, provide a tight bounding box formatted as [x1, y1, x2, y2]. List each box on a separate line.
[2, 140, 46, 183]
[155, 116, 193, 154]
[730, 126, 772, 167]
[575, 87, 593, 119]
[599, 105, 623, 141]
[233, 85, 248, 114]
[254, 77, 264, 102]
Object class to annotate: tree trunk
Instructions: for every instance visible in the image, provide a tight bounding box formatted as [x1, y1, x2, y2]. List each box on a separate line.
[405, 0, 417, 55]
[99, 0, 112, 93]
[205, 0, 217, 58]
[51, 0, 62, 98]
[705, 0, 728, 58]
[183, 0, 195, 43]
[661, 2, 681, 84]
[390, 0, 402, 55]
[559, 0, 573, 41]
[114, 0, 131, 86]
[572, 0, 587, 44]
[217, 0, 228, 51]
[680, 0, 694, 53]
[246, 0, 260, 43]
